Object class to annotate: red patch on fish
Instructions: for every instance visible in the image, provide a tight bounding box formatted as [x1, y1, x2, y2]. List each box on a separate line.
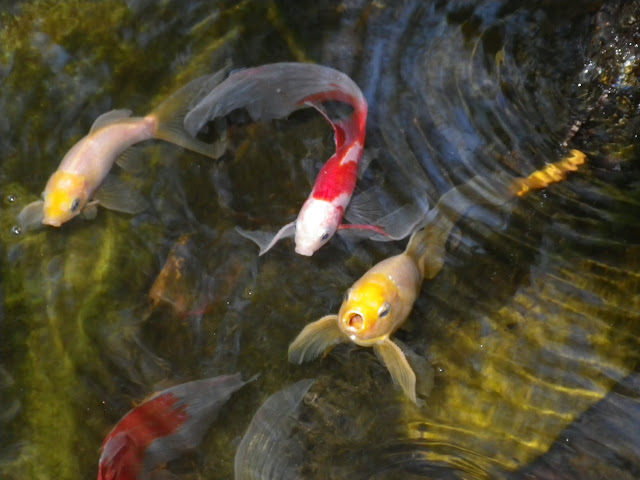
[98, 393, 188, 480]
[301, 90, 367, 205]
[311, 151, 359, 202]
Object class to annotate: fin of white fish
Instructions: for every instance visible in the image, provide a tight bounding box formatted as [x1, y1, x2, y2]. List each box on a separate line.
[115, 144, 151, 174]
[80, 201, 99, 220]
[89, 109, 133, 133]
[373, 338, 417, 404]
[236, 221, 295, 256]
[151, 66, 230, 160]
[16, 200, 45, 231]
[93, 175, 148, 214]
[288, 314, 346, 364]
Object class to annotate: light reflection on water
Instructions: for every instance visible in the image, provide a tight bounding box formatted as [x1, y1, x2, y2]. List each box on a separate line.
[1, 1, 639, 479]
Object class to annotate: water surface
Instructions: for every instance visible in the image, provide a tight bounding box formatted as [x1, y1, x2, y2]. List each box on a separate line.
[1, 1, 639, 479]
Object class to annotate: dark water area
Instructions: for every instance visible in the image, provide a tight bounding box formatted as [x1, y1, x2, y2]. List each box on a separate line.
[1, 1, 639, 479]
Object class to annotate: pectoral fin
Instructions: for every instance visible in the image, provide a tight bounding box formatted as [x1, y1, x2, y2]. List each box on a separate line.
[345, 188, 430, 242]
[116, 145, 149, 174]
[236, 221, 295, 255]
[94, 175, 148, 214]
[393, 338, 434, 400]
[288, 315, 346, 364]
[373, 339, 417, 404]
[80, 200, 99, 220]
[16, 200, 44, 231]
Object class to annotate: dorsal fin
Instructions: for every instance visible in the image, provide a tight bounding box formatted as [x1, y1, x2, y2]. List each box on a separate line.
[89, 109, 133, 133]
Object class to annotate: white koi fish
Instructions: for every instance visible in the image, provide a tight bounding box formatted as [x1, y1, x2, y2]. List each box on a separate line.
[18, 67, 229, 229]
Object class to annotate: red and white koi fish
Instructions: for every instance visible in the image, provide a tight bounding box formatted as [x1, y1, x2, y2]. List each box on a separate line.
[97, 374, 250, 480]
[184, 62, 387, 256]
[17, 67, 229, 230]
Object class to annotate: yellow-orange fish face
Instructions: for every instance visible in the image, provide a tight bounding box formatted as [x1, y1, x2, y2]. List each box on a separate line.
[42, 171, 88, 227]
[338, 273, 399, 346]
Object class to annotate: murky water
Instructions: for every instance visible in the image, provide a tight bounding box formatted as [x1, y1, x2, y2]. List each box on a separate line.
[1, 1, 639, 479]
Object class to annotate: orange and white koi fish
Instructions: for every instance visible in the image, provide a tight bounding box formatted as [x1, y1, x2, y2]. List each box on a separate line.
[18, 67, 229, 230]
[97, 374, 250, 480]
[184, 62, 384, 256]
[289, 150, 587, 403]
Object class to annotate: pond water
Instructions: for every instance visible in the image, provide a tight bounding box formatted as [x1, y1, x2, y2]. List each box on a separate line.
[1, 1, 639, 479]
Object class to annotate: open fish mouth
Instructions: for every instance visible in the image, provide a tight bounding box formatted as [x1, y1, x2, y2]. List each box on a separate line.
[343, 311, 364, 332]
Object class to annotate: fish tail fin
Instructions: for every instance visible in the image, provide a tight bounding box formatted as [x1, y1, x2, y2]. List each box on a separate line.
[185, 62, 366, 136]
[288, 315, 346, 364]
[141, 374, 249, 465]
[171, 374, 248, 427]
[150, 64, 231, 160]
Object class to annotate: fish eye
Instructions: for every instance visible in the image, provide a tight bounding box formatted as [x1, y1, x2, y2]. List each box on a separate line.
[320, 232, 330, 241]
[70, 198, 80, 213]
[343, 288, 352, 303]
[378, 302, 391, 318]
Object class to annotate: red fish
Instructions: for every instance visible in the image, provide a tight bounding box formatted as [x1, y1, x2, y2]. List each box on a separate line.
[184, 62, 389, 256]
[97, 374, 249, 480]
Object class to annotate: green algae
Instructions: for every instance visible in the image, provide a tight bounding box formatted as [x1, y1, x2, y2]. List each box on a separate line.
[0, 1, 132, 94]
[2, 184, 158, 479]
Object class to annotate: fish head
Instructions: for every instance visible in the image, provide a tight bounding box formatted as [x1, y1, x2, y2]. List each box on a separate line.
[42, 171, 89, 227]
[294, 197, 343, 256]
[338, 273, 399, 346]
